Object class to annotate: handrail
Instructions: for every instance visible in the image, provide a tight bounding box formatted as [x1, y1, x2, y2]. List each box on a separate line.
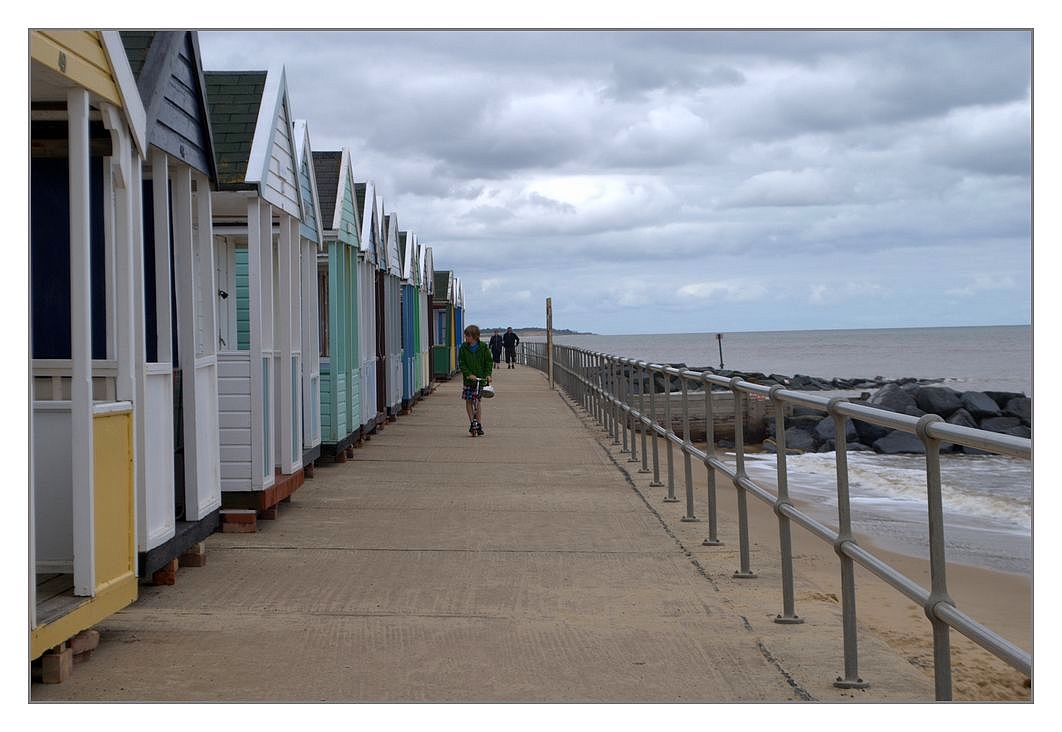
[519, 340, 1031, 700]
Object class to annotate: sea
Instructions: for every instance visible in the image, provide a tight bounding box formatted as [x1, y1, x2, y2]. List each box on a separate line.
[539, 326, 1033, 576]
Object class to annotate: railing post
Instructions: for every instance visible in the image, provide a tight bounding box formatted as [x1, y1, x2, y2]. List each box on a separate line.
[619, 360, 630, 454]
[663, 368, 678, 503]
[831, 398, 869, 689]
[638, 362, 651, 474]
[769, 386, 803, 624]
[648, 364, 663, 487]
[609, 358, 620, 444]
[702, 374, 721, 545]
[627, 360, 640, 463]
[680, 372, 697, 521]
[918, 414, 955, 701]
[731, 377, 756, 578]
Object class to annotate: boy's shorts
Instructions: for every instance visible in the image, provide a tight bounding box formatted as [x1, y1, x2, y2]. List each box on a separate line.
[461, 383, 481, 400]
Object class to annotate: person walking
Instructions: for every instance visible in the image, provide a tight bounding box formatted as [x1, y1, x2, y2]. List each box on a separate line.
[502, 326, 520, 369]
[488, 330, 503, 365]
[458, 324, 493, 436]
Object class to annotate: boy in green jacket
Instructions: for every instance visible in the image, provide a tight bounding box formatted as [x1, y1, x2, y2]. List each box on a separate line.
[458, 324, 493, 436]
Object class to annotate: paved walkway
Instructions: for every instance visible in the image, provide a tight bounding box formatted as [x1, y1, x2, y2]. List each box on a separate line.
[32, 364, 932, 702]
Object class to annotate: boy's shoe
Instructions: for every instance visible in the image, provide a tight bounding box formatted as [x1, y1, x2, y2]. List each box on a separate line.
[476, 423, 485, 436]
[469, 421, 477, 436]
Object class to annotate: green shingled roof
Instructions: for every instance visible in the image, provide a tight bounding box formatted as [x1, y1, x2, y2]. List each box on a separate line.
[313, 151, 342, 228]
[204, 71, 267, 189]
[119, 31, 156, 78]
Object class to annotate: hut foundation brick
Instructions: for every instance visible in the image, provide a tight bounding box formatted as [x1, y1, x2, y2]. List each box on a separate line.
[220, 509, 258, 533]
[179, 542, 207, 568]
[40, 644, 73, 684]
[152, 558, 179, 586]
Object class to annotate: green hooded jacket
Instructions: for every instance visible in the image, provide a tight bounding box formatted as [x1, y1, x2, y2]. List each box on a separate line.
[458, 341, 494, 386]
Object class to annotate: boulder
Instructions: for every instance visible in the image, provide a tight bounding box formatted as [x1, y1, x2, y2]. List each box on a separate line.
[946, 408, 979, 430]
[985, 391, 1025, 409]
[979, 416, 1023, 434]
[853, 417, 890, 445]
[813, 416, 859, 444]
[1004, 397, 1031, 426]
[873, 430, 926, 455]
[914, 386, 963, 418]
[783, 425, 819, 452]
[1002, 425, 1031, 438]
[960, 391, 1002, 419]
[868, 383, 920, 414]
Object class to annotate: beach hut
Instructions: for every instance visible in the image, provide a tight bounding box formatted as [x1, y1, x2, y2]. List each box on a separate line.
[381, 209, 404, 418]
[354, 181, 382, 434]
[292, 119, 323, 472]
[118, 31, 222, 581]
[432, 269, 457, 379]
[398, 230, 419, 412]
[205, 65, 308, 511]
[313, 148, 361, 457]
[421, 246, 435, 391]
[30, 30, 145, 668]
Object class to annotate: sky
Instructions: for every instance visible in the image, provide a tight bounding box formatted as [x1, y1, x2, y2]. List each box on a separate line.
[197, 28, 1033, 335]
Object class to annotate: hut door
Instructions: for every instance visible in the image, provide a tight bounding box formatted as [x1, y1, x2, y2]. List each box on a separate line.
[375, 270, 386, 415]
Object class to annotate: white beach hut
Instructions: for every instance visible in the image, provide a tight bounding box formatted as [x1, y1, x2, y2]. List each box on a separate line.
[205, 65, 308, 512]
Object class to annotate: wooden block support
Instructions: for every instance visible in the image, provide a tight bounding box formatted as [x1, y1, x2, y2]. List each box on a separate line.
[335, 450, 348, 463]
[258, 505, 278, 520]
[41, 644, 73, 683]
[152, 558, 179, 586]
[70, 629, 100, 663]
[304, 462, 315, 479]
[344, 445, 355, 459]
[220, 509, 257, 533]
[178, 542, 207, 568]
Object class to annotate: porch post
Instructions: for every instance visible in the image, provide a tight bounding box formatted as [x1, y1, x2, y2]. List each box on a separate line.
[247, 197, 265, 488]
[277, 214, 295, 471]
[68, 88, 95, 596]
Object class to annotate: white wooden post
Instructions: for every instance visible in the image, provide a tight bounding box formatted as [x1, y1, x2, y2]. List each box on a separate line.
[301, 237, 316, 448]
[171, 165, 200, 512]
[69, 89, 95, 596]
[259, 201, 275, 480]
[102, 104, 137, 403]
[277, 214, 294, 472]
[193, 172, 221, 516]
[247, 197, 265, 488]
[152, 151, 172, 366]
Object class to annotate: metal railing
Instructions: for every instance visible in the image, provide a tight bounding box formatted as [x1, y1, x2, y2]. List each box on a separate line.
[520, 340, 1032, 700]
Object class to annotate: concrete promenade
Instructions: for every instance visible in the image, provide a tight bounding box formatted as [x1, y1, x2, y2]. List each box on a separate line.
[31, 364, 932, 702]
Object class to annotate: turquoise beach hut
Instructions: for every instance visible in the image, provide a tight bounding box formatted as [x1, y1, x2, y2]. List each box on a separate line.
[119, 30, 223, 580]
[313, 148, 362, 458]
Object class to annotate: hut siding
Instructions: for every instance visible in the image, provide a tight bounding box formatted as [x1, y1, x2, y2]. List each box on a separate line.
[146, 35, 211, 175]
[261, 106, 299, 216]
[217, 353, 252, 489]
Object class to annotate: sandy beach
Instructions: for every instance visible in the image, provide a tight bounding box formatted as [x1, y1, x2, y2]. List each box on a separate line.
[590, 426, 1031, 701]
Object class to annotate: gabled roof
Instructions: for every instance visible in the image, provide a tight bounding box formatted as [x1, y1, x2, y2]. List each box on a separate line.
[383, 211, 403, 277]
[433, 269, 453, 304]
[293, 119, 324, 245]
[423, 246, 435, 295]
[120, 30, 217, 180]
[354, 181, 378, 263]
[205, 65, 302, 218]
[204, 70, 266, 190]
[313, 151, 342, 229]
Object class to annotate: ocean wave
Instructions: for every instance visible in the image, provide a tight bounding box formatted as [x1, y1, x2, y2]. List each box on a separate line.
[744, 451, 1031, 533]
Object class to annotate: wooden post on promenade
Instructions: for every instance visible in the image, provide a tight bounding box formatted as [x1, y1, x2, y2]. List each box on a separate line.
[546, 298, 554, 390]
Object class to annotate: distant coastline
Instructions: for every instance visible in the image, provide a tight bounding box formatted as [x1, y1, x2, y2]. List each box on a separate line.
[479, 327, 595, 337]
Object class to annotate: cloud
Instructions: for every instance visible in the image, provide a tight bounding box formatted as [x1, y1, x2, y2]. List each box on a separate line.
[197, 30, 1032, 334]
